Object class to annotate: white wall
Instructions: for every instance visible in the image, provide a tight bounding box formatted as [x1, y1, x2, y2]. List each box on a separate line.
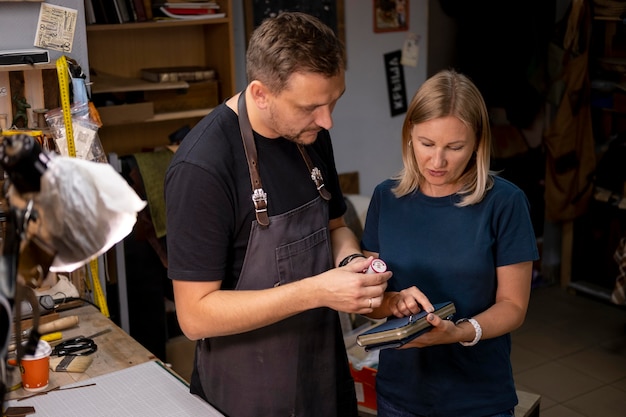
[232, 0, 428, 196]
[0, 0, 89, 72]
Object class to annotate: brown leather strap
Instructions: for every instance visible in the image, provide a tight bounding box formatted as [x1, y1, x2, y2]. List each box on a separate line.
[238, 92, 269, 226]
[237, 91, 332, 225]
[297, 144, 331, 201]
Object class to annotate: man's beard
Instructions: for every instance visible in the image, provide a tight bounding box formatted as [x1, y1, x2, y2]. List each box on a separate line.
[268, 107, 319, 145]
[284, 129, 320, 145]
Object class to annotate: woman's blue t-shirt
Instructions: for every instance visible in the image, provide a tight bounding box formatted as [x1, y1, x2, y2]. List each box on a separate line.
[361, 175, 539, 417]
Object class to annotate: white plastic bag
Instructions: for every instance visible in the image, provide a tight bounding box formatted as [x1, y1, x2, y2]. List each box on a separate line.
[32, 156, 146, 272]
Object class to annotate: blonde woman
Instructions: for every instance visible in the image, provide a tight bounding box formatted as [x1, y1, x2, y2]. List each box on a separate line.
[362, 69, 539, 417]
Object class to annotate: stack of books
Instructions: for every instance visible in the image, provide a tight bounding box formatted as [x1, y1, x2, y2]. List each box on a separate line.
[86, 0, 154, 24]
[140, 66, 220, 114]
[140, 66, 216, 83]
[159, 1, 225, 20]
[85, 0, 225, 24]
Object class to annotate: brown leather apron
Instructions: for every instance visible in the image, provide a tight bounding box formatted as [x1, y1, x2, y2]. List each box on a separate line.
[192, 92, 357, 417]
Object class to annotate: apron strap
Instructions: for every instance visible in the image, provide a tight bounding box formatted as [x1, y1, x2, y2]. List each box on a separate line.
[297, 144, 331, 201]
[237, 91, 332, 225]
[238, 92, 270, 226]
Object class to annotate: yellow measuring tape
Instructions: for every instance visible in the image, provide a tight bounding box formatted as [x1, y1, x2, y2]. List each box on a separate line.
[89, 259, 109, 317]
[55, 56, 76, 158]
[56, 56, 109, 317]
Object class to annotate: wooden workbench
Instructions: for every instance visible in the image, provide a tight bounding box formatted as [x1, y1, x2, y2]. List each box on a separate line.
[5, 303, 156, 400]
[3, 303, 224, 417]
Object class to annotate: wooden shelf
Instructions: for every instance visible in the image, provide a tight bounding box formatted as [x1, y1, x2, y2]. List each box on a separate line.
[86, 16, 229, 32]
[150, 108, 212, 122]
[86, 0, 235, 156]
[98, 105, 212, 127]
[90, 72, 189, 94]
[0, 62, 55, 73]
[594, 15, 626, 22]
[0, 64, 59, 129]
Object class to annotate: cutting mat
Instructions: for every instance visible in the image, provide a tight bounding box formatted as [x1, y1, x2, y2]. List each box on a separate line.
[5, 360, 224, 416]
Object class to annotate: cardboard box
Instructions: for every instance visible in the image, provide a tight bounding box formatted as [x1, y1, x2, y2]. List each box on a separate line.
[166, 335, 195, 383]
[144, 80, 219, 114]
[97, 102, 154, 126]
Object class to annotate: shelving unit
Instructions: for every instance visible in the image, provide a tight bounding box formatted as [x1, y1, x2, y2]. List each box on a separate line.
[85, 1, 235, 156]
[589, 15, 626, 141]
[570, 12, 626, 301]
[82, 3, 236, 352]
[0, 63, 60, 130]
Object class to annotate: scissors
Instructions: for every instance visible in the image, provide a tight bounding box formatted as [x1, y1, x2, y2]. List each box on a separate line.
[52, 336, 97, 356]
[51, 328, 110, 356]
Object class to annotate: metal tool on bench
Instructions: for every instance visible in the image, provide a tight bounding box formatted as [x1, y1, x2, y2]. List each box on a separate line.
[52, 336, 96, 356]
[51, 328, 110, 356]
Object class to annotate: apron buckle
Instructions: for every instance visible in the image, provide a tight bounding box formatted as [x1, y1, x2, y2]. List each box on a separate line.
[252, 188, 270, 226]
[310, 168, 331, 201]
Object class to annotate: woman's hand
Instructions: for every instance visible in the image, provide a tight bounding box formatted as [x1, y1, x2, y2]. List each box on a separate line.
[398, 311, 459, 348]
[386, 286, 433, 317]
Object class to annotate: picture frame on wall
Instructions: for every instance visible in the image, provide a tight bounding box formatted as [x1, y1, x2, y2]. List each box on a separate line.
[374, 0, 409, 33]
[243, 0, 345, 46]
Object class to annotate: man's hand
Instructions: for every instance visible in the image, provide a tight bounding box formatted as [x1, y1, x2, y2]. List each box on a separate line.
[315, 256, 392, 313]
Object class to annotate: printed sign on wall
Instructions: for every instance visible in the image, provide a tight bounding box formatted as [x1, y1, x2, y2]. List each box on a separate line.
[384, 50, 407, 117]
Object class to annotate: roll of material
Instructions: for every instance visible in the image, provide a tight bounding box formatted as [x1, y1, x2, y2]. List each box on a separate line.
[38, 315, 79, 334]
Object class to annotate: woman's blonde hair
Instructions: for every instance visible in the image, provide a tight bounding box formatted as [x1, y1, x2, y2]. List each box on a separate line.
[392, 69, 494, 206]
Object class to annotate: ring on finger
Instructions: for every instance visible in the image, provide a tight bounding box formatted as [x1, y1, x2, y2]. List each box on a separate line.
[368, 298, 372, 309]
